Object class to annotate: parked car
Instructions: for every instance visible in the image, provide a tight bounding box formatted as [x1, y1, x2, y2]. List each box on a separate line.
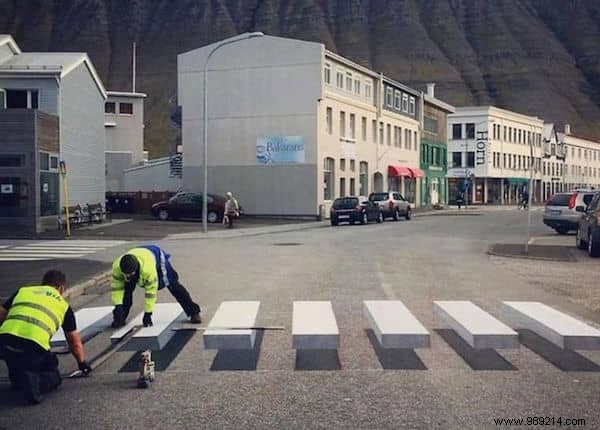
[542, 190, 597, 234]
[576, 191, 600, 257]
[330, 196, 383, 226]
[368, 191, 411, 220]
[151, 192, 234, 223]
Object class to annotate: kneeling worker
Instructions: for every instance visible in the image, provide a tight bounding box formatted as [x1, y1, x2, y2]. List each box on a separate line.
[0, 270, 91, 404]
[111, 245, 202, 328]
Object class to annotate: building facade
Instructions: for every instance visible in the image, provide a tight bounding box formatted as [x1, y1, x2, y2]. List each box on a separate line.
[0, 35, 106, 234]
[447, 106, 544, 205]
[178, 34, 429, 217]
[559, 125, 600, 194]
[419, 84, 454, 206]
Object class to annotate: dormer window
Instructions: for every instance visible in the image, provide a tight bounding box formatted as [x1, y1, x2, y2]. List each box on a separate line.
[5, 89, 38, 109]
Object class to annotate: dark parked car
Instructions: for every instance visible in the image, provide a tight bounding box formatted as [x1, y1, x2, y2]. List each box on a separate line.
[330, 196, 383, 226]
[151, 192, 231, 223]
[368, 191, 411, 221]
[576, 192, 600, 257]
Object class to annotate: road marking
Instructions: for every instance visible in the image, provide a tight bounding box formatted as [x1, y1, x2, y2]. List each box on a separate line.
[0, 240, 128, 261]
[528, 237, 536, 245]
[375, 262, 397, 300]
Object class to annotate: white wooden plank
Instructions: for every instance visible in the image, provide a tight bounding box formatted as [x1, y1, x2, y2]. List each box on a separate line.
[51, 306, 113, 347]
[363, 300, 430, 349]
[503, 301, 600, 350]
[203, 301, 260, 350]
[292, 301, 339, 349]
[434, 301, 519, 349]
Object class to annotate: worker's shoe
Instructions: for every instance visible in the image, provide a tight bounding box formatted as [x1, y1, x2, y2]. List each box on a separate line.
[22, 371, 42, 405]
[189, 313, 202, 324]
[111, 319, 126, 329]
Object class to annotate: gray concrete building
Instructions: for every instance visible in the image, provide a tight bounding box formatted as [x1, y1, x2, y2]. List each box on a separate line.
[0, 35, 106, 235]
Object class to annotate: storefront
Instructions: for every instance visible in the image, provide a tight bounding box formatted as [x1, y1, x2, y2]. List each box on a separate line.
[388, 165, 424, 204]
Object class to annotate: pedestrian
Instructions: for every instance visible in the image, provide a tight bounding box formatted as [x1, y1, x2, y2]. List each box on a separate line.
[522, 189, 529, 210]
[0, 270, 92, 404]
[456, 190, 464, 210]
[111, 245, 202, 328]
[223, 191, 239, 229]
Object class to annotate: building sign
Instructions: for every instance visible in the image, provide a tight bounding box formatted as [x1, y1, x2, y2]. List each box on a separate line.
[1, 184, 14, 194]
[475, 131, 488, 166]
[256, 136, 305, 164]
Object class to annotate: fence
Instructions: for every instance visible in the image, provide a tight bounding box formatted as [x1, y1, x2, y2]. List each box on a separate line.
[106, 191, 175, 214]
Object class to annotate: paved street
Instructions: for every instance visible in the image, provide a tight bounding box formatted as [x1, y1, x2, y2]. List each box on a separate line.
[1, 209, 599, 429]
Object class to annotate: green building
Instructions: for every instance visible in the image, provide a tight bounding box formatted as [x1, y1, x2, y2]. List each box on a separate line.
[419, 85, 455, 206]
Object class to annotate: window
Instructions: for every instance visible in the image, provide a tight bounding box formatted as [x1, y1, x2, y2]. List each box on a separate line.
[405, 129, 410, 149]
[386, 124, 391, 146]
[6, 89, 38, 109]
[379, 122, 384, 145]
[425, 115, 438, 134]
[452, 124, 462, 139]
[105, 102, 116, 114]
[346, 72, 353, 91]
[324, 158, 334, 200]
[409, 97, 416, 115]
[340, 111, 346, 137]
[349, 178, 355, 196]
[386, 88, 393, 107]
[398, 127, 402, 148]
[0, 89, 5, 108]
[394, 91, 401, 110]
[336, 71, 344, 88]
[354, 78, 361, 95]
[365, 81, 372, 100]
[340, 158, 346, 171]
[414, 131, 418, 151]
[578, 148, 581, 159]
[518, 129, 522, 144]
[372, 120, 377, 144]
[466, 123, 475, 139]
[503, 153, 507, 168]
[452, 152, 462, 168]
[324, 63, 331, 84]
[119, 103, 133, 115]
[467, 152, 475, 168]
[50, 156, 58, 169]
[551, 144, 556, 156]
[527, 131, 531, 144]
[39, 152, 50, 171]
[0, 155, 24, 167]
[402, 94, 408, 112]
[503, 126, 507, 141]
[0, 177, 28, 217]
[340, 178, 346, 197]
[350, 159, 355, 172]
[326, 107, 333, 134]
[394, 127, 399, 147]
[359, 162, 368, 196]
[349, 114, 356, 139]
[361, 117, 367, 141]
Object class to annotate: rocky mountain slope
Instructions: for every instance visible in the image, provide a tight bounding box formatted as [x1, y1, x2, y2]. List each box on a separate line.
[2, 0, 600, 156]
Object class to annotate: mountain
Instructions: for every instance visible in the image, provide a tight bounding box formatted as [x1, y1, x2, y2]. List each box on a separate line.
[2, 0, 600, 156]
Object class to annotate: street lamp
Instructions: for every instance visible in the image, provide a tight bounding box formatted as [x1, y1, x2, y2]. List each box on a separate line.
[202, 32, 264, 233]
[463, 119, 494, 208]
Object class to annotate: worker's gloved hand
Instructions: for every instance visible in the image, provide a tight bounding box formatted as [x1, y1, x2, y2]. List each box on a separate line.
[142, 312, 153, 327]
[111, 305, 126, 328]
[78, 361, 92, 376]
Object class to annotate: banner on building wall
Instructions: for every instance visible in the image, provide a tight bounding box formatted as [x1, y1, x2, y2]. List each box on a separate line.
[256, 136, 305, 164]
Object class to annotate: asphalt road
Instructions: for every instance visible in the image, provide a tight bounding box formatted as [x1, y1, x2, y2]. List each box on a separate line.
[1, 209, 599, 429]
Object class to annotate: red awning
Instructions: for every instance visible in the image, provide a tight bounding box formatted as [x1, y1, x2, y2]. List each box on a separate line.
[408, 167, 425, 178]
[388, 165, 413, 177]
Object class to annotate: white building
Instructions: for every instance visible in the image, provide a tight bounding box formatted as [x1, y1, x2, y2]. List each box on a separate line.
[560, 124, 600, 194]
[178, 34, 424, 217]
[446, 106, 544, 204]
[104, 91, 147, 192]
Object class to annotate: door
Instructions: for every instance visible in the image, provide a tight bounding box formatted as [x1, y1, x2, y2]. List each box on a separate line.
[395, 192, 409, 215]
[431, 178, 439, 205]
[172, 194, 194, 218]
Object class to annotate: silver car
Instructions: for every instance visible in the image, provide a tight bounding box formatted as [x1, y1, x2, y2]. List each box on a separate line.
[368, 191, 411, 221]
[543, 189, 597, 234]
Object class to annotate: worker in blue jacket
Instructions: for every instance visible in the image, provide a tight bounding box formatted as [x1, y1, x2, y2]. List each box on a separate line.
[111, 245, 202, 327]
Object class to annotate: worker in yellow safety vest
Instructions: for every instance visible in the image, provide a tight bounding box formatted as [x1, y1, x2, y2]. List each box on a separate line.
[111, 245, 202, 328]
[0, 270, 91, 404]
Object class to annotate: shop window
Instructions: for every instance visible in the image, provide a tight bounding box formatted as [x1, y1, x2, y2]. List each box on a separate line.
[119, 103, 133, 115]
[0, 177, 28, 217]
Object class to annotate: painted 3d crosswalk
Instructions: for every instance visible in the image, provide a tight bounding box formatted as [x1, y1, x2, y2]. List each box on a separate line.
[0, 240, 127, 261]
[63, 300, 600, 372]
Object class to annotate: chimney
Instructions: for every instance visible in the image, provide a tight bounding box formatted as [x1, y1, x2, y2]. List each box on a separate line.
[426, 83, 435, 98]
[564, 123, 571, 135]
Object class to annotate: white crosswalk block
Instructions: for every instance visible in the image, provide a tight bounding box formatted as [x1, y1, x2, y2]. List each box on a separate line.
[435, 301, 519, 349]
[0, 240, 127, 261]
[51, 306, 113, 348]
[203, 301, 261, 350]
[364, 300, 430, 349]
[293, 301, 339, 349]
[110, 303, 185, 351]
[503, 301, 600, 350]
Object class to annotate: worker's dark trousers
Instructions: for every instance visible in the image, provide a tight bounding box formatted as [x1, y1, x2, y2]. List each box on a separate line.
[121, 266, 201, 319]
[0, 342, 61, 394]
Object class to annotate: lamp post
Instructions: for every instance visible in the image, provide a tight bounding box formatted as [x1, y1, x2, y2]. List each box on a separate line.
[463, 119, 493, 208]
[202, 32, 264, 233]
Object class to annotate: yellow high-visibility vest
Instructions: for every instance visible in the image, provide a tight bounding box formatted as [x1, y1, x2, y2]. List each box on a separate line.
[0, 286, 69, 351]
[111, 248, 159, 313]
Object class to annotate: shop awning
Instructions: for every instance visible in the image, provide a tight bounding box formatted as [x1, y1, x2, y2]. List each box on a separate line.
[408, 167, 425, 178]
[388, 165, 413, 177]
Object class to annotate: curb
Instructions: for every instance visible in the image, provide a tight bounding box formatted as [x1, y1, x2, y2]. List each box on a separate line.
[486, 246, 575, 263]
[64, 271, 112, 301]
